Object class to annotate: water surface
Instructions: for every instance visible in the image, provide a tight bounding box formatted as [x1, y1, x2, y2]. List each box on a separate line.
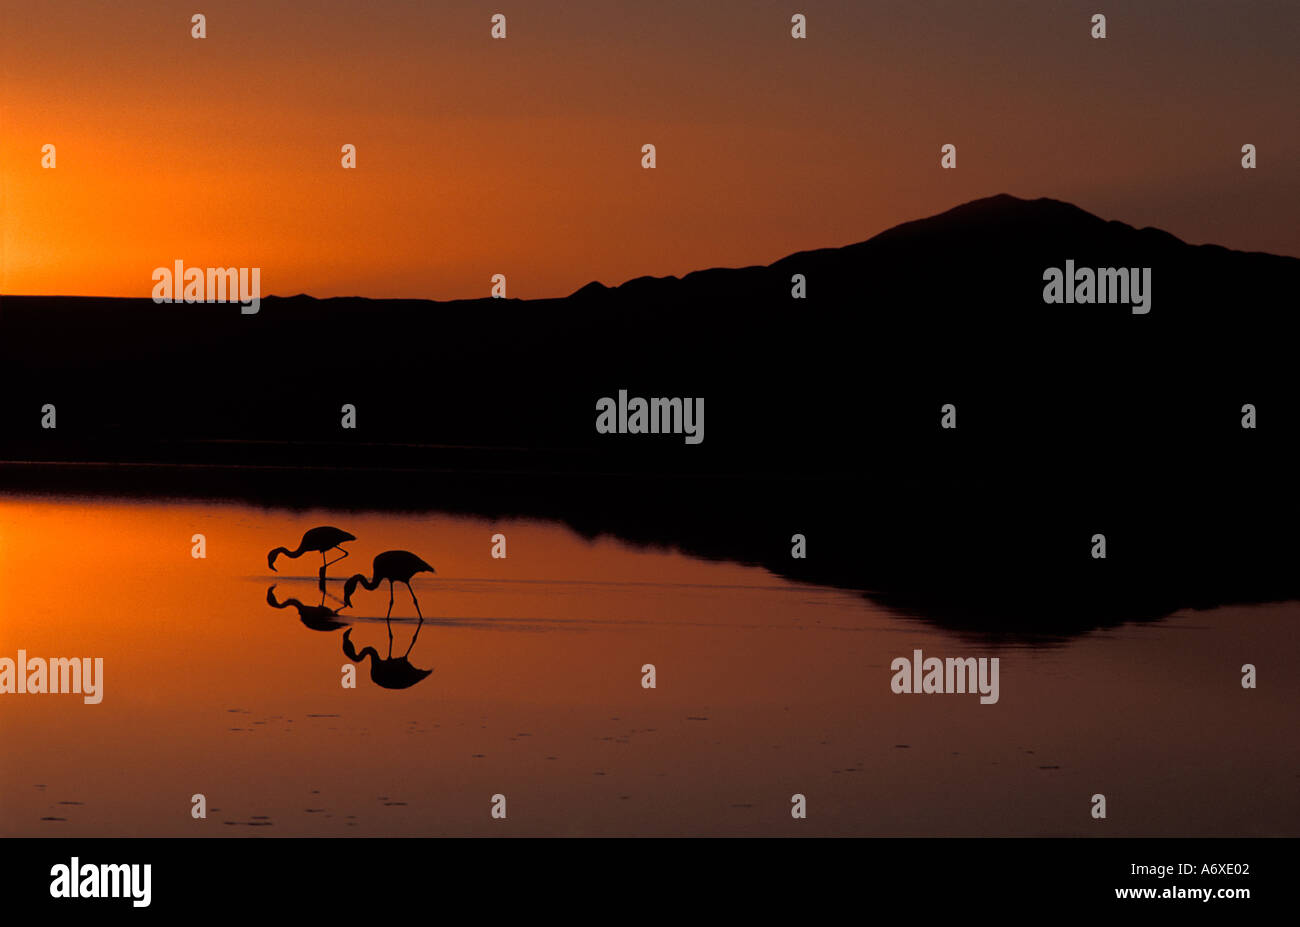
[2, 496, 1295, 836]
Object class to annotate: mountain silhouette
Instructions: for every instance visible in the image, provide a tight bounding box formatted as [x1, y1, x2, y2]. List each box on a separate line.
[2, 194, 1296, 635]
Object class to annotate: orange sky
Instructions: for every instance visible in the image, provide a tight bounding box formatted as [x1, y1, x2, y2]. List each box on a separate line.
[2, 0, 1296, 300]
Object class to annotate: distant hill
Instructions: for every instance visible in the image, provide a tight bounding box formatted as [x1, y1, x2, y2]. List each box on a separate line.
[3, 193, 1294, 461]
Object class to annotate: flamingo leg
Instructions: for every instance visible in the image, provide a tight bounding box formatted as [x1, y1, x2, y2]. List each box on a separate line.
[386, 581, 395, 654]
[403, 582, 425, 657]
[323, 547, 350, 569]
[404, 622, 424, 657]
[318, 553, 328, 592]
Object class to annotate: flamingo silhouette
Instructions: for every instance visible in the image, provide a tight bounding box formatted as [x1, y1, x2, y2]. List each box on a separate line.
[342, 627, 432, 690]
[268, 526, 355, 591]
[342, 550, 436, 649]
[343, 550, 435, 615]
[266, 584, 347, 632]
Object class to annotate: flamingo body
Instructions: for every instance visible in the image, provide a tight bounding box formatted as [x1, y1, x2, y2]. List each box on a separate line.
[342, 550, 436, 611]
[267, 525, 356, 590]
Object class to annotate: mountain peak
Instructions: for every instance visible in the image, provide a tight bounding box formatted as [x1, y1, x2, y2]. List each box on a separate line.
[878, 193, 1108, 239]
[570, 280, 611, 299]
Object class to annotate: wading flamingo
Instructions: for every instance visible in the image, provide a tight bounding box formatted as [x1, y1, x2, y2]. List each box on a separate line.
[343, 550, 435, 619]
[342, 550, 436, 653]
[268, 526, 355, 591]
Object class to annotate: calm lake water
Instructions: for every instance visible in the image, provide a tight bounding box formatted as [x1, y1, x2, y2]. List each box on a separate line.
[1, 495, 1296, 836]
